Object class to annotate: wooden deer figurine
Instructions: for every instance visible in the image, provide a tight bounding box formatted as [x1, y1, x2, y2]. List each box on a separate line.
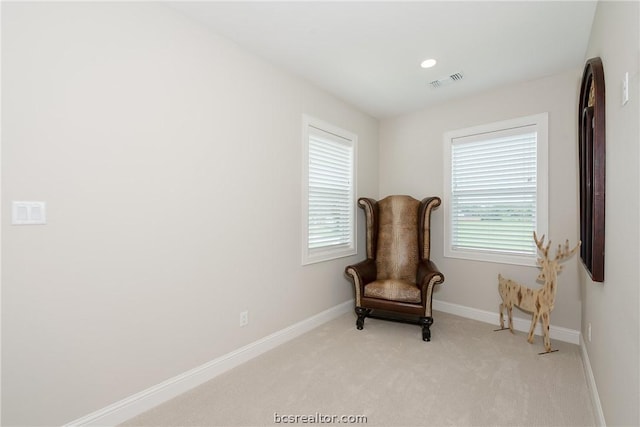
[498, 232, 580, 353]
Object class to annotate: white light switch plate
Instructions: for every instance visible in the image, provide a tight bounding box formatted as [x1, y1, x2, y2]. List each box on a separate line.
[12, 201, 47, 225]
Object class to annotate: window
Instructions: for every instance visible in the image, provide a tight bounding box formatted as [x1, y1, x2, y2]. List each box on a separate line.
[302, 115, 357, 265]
[443, 113, 548, 266]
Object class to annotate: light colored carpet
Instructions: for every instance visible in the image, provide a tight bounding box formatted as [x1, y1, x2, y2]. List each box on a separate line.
[121, 311, 596, 427]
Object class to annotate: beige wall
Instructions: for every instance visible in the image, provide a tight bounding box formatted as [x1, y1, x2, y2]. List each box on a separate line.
[1, 3, 378, 425]
[581, 1, 640, 425]
[379, 68, 584, 331]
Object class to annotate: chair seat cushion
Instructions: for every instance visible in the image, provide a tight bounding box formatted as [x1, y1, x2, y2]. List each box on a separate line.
[364, 279, 421, 303]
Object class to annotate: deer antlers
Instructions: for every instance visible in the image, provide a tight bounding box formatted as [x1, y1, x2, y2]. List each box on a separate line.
[533, 231, 581, 262]
[533, 231, 550, 257]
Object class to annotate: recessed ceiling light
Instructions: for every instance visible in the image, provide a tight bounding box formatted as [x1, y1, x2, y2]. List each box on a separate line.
[421, 58, 437, 69]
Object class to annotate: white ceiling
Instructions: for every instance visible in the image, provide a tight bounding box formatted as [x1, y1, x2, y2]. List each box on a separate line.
[167, 1, 597, 119]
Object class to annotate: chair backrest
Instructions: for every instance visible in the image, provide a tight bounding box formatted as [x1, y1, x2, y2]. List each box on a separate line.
[375, 195, 420, 282]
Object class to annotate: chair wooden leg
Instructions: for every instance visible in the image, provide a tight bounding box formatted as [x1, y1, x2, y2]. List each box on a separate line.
[420, 316, 433, 341]
[355, 307, 371, 330]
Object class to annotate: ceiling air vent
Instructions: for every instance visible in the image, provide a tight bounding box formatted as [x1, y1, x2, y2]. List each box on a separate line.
[430, 71, 464, 88]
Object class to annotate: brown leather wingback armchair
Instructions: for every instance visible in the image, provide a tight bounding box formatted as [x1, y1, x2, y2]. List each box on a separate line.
[345, 195, 445, 341]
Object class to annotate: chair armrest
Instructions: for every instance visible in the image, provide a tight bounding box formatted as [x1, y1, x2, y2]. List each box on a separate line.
[345, 258, 377, 287]
[345, 259, 377, 307]
[417, 259, 445, 291]
[417, 260, 444, 317]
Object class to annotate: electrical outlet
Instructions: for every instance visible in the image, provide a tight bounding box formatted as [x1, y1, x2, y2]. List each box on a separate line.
[240, 310, 249, 327]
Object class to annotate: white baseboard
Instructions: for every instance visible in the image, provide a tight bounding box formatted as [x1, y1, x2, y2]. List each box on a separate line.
[64, 300, 353, 427]
[580, 336, 607, 426]
[433, 299, 581, 345]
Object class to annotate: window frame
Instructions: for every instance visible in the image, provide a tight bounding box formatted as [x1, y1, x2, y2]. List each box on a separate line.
[443, 113, 549, 267]
[301, 115, 357, 265]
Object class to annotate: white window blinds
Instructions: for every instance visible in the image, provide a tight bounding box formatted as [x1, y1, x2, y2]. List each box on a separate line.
[308, 126, 354, 249]
[444, 113, 548, 266]
[302, 116, 356, 265]
[451, 126, 538, 256]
